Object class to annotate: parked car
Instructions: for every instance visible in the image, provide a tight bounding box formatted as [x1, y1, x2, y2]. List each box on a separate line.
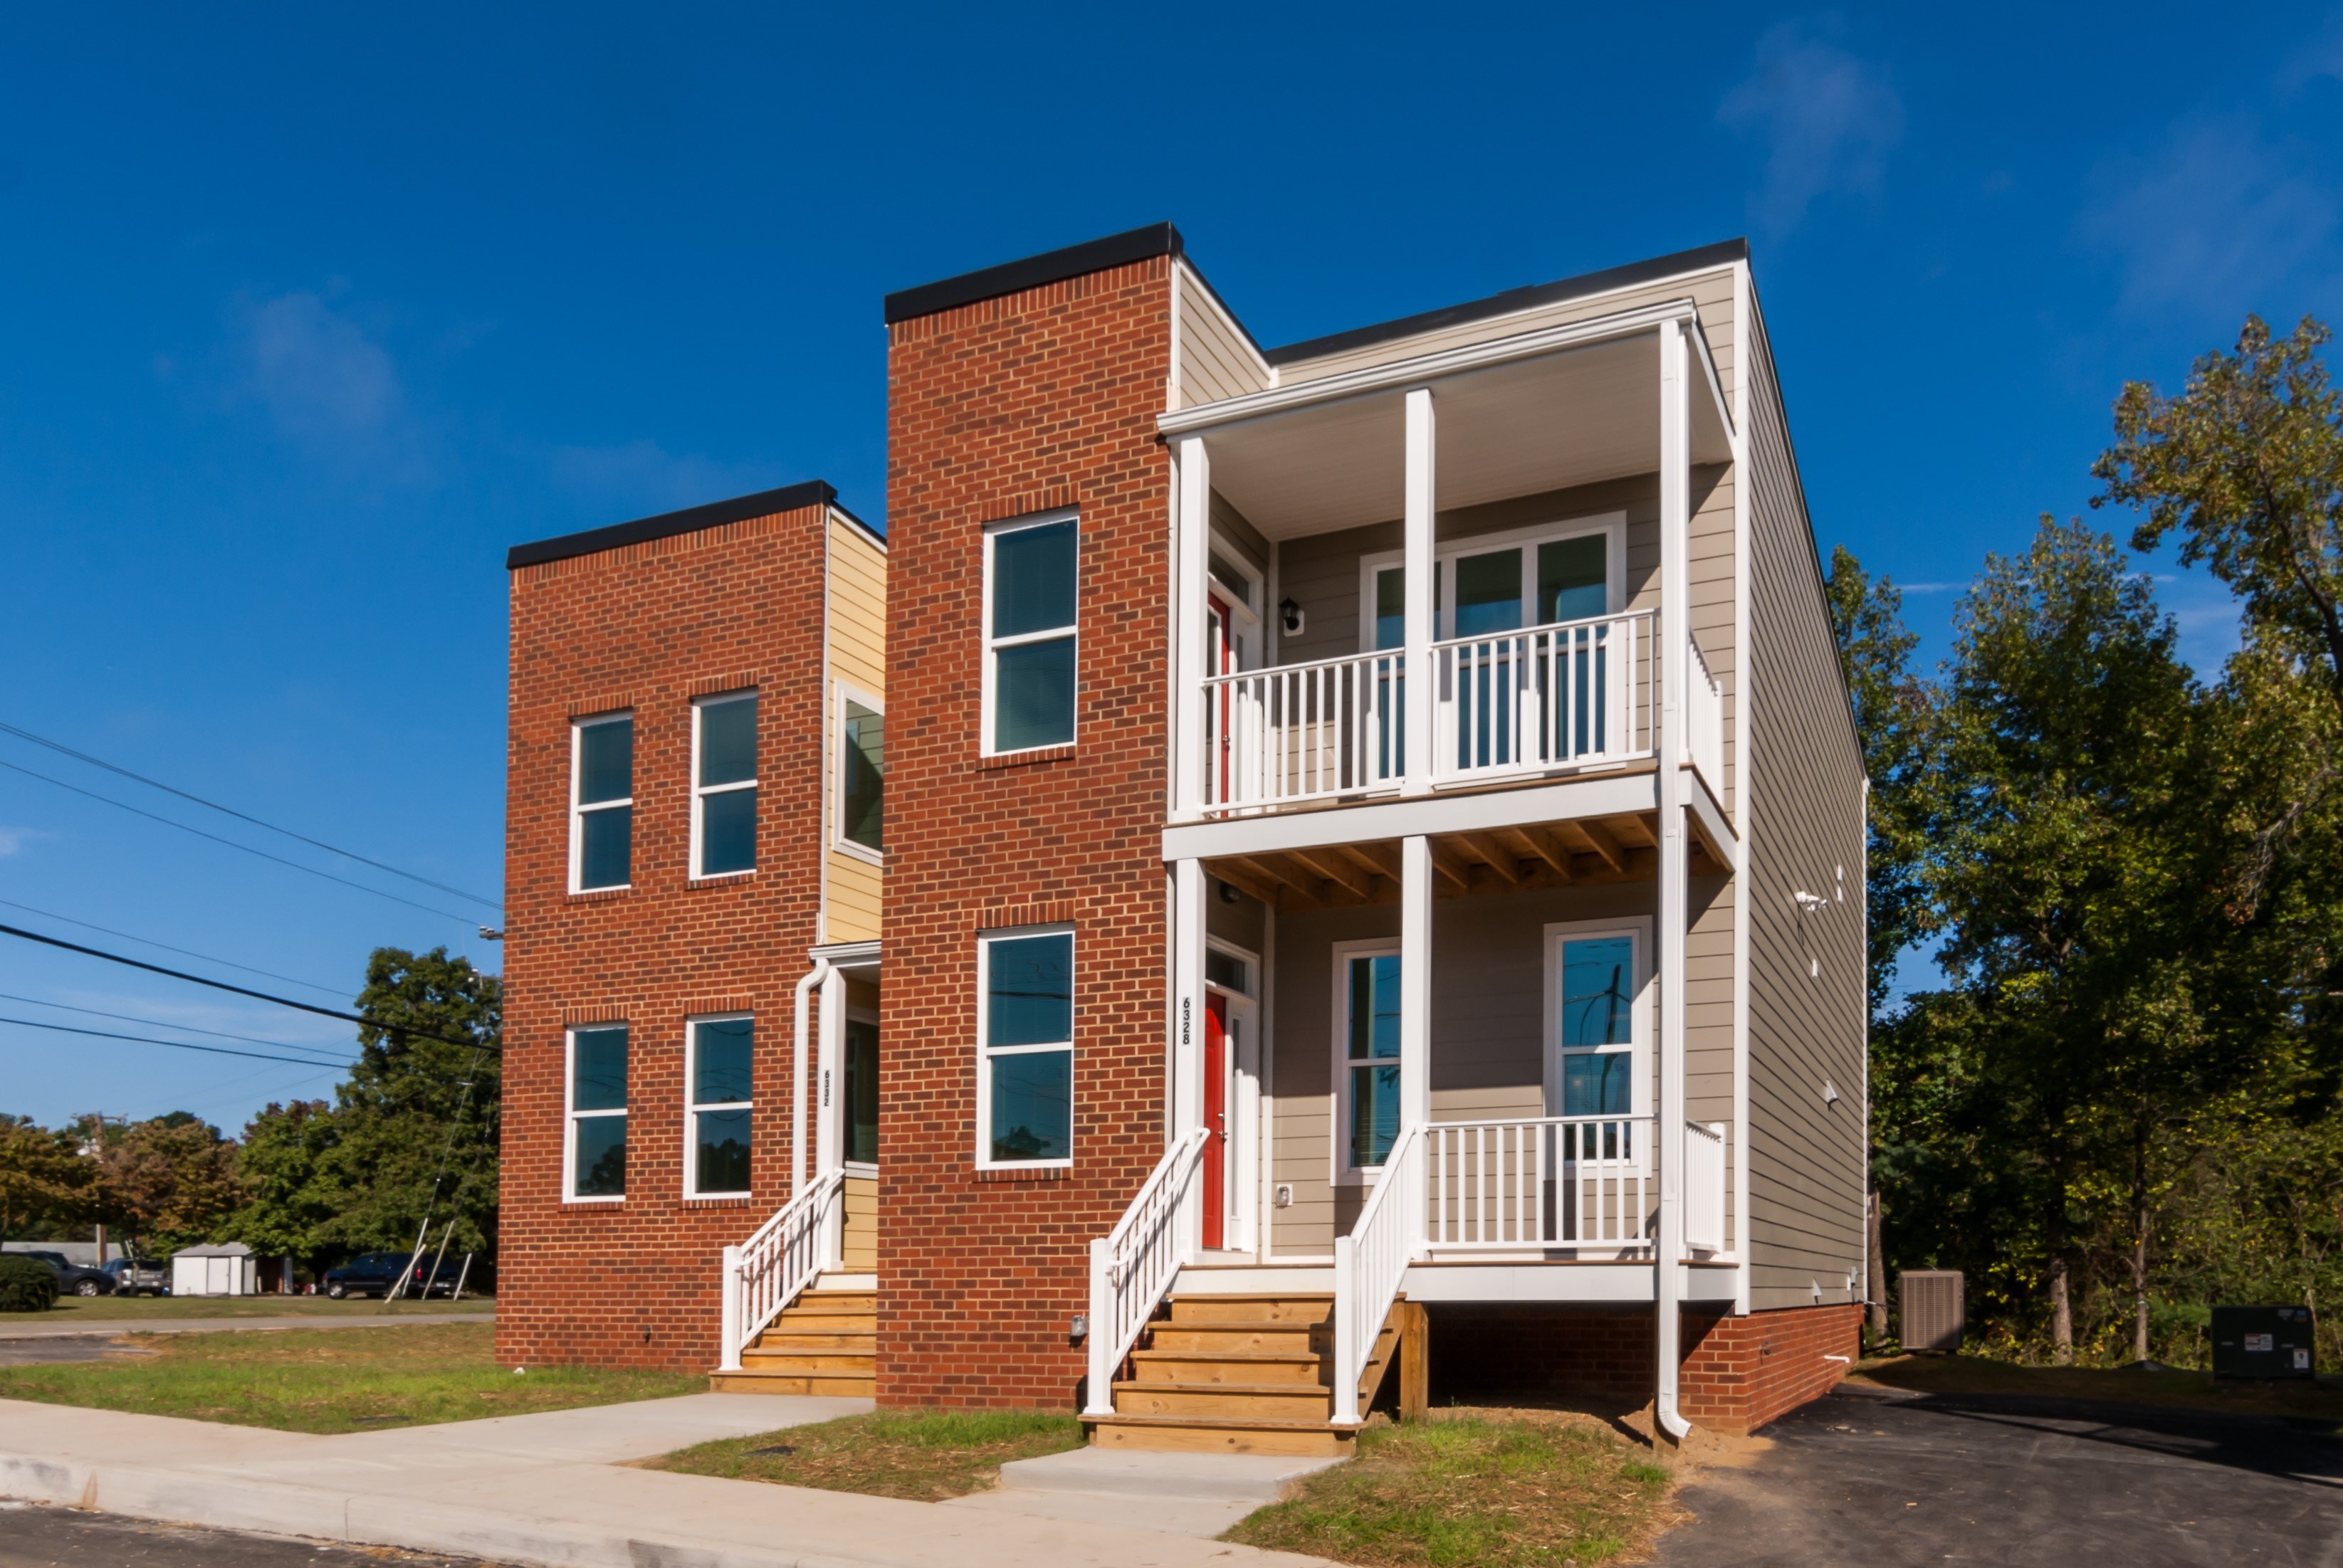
[322, 1252, 453, 1299]
[101, 1256, 169, 1296]
[19, 1251, 116, 1297]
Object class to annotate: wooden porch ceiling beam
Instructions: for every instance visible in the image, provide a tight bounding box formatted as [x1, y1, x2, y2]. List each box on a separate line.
[1287, 846, 1375, 903]
[1351, 841, 1403, 883]
[1331, 841, 1393, 890]
[1506, 824, 1573, 880]
[1571, 819, 1628, 875]
[1456, 831, 1525, 885]
[1242, 854, 1328, 904]
[1426, 838, 1477, 891]
[1217, 857, 1304, 909]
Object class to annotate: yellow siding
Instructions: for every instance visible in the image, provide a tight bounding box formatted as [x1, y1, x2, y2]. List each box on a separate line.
[842, 1172, 878, 1271]
[824, 512, 887, 946]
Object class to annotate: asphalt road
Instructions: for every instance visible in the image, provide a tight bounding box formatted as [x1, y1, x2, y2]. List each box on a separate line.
[1656, 1383, 2343, 1567]
[0, 1505, 507, 1567]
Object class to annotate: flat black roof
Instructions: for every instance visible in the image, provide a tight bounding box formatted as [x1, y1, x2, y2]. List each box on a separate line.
[1263, 238, 1749, 366]
[505, 480, 876, 571]
[884, 223, 1185, 326]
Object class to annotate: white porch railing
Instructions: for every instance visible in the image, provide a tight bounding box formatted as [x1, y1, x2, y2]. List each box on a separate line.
[1684, 633, 1723, 799]
[1684, 1119, 1727, 1253]
[1422, 1116, 1653, 1250]
[1082, 1126, 1210, 1417]
[1432, 610, 1650, 784]
[1332, 1120, 1426, 1426]
[1202, 649, 1405, 811]
[718, 1167, 844, 1372]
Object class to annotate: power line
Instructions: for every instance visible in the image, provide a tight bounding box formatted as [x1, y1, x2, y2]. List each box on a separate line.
[0, 923, 500, 1055]
[0, 989, 347, 1057]
[0, 1013, 355, 1071]
[0, 897, 347, 998]
[0, 719, 500, 910]
[0, 756, 477, 925]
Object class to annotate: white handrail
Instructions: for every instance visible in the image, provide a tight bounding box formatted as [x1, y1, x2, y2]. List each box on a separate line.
[1422, 1115, 1652, 1251]
[719, 1167, 845, 1372]
[1331, 1120, 1425, 1426]
[1082, 1126, 1210, 1416]
[1432, 609, 1650, 782]
[1684, 1120, 1727, 1253]
[1684, 632, 1723, 798]
[1202, 650, 1404, 810]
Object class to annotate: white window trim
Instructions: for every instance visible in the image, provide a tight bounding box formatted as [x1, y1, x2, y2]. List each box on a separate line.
[690, 692, 758, 881]
[1329, 937, 1403, 1187]
[842, 1003, 880, 1177]
[1543, 916, 1653, 1164]
[975, 922, 1076, 1170]
[569, 713, 634, 894]
[833, 681, 885, 867]
[1356, 511, 1628, 653]
[683, 1013, 754, 1199]
[1203, 934, 1258, 999]
[563, 1024, 628, 1204]
[981, 510, 1079, 758]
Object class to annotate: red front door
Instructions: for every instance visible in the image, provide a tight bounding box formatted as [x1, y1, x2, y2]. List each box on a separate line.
[1202, 993, 1228, 1249]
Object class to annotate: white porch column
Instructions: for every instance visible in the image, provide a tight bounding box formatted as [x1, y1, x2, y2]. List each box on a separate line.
[1399, 835, 1432, 1135]
[1174, 437, 1211, 820]
[1402, 389, 1435, 796]
[1654, 317, 1692, 1442]
[1172, 858, 1207, 1140]
[817, 968, 846, 1178]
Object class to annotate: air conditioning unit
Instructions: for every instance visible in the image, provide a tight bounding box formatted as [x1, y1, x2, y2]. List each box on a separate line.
[1899, 1270, 1964, 1352]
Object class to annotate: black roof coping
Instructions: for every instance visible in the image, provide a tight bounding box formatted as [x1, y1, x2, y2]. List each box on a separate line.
[884, 223, 1185, 326]
[505, 480, 876, 571]
[1263, 238, 1749, 367]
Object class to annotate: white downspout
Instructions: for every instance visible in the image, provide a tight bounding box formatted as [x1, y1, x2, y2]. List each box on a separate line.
[1655, 316, 1693, 1446]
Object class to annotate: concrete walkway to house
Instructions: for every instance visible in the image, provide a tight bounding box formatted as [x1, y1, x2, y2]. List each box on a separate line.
[947, 1446, 1342, 1537]
[0, 1312, 497, 1340]
[0, 1394, 1339, 1568]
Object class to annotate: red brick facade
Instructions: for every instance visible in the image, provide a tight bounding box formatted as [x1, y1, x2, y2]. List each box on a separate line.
[878, 258, 1175, 1407]
[497, 501, 831, 1374]
[1429, 1301, 1862, 1434]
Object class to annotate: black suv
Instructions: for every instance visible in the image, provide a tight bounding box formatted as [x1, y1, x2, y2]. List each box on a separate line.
[322, 1252, 454, 1299]
[19, 1251, 115, 1297]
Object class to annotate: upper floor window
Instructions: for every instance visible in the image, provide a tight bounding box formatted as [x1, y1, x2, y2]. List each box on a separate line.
[571, 715, 633, 893]
[693, 693, 757, 878]
[566, 1024, 629, 1199]
[978, 927, 1074, 1167]
[984, 514, 1076, 754]
[838, 688, 884, 856]
[686, 1014, 753, 1196]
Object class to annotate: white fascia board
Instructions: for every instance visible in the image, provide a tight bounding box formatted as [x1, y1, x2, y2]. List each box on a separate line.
[1161, 769, 1659, 863]
[1397, 1262, 1736, 1304]
[1158, 299, 1709, 439]
[1684, 767, 1739, 873]
[810, 940, 881, 968]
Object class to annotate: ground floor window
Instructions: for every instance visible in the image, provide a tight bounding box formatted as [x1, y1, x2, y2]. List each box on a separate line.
[567, 1024, 628, 1199]
[1333, 942, 1403, 1174]
[1548, 919, 1649, 1132]
[687, 1015, 753, 1196]
[977, 927, 1073, 1167]
[844, 1012, 879, 1164]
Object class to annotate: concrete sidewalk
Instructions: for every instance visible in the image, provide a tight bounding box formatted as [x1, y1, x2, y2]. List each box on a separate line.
[0, 1313, 496, 1340]
[0, 1394, 1336, 1568]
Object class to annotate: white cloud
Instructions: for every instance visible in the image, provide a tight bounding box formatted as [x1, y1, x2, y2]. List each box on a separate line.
[2079, 117, 2338, 317]
[545, 439, 779, 519]
[1718, 22, 1903, 236]
[0, 826, 43, 856]
[242, 293, 402, 438]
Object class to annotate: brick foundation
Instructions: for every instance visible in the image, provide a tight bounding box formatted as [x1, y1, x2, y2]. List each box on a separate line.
[1428, 1300, 1862, 1435]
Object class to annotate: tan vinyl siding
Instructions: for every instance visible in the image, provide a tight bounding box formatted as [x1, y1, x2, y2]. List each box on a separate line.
[824, 512, 887, 945]
[1275, 268, 1739, 405]
[842, 1172, 878, 1271]
[1175, 263, 1272, 407]
[1742, 302, 1868, 1310]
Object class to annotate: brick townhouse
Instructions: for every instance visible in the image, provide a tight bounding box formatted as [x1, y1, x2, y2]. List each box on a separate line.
[498, 224, 1867, 1450]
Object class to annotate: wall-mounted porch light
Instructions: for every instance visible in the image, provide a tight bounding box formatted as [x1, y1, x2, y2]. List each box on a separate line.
[1279, 596, 1304, 637]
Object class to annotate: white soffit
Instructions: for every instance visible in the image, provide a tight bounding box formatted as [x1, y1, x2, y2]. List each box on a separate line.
[1200, 330, 1733, 540]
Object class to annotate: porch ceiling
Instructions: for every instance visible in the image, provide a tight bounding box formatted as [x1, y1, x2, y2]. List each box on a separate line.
[1202, 811, 1726, 910]
[1200, 330, 1733, 540]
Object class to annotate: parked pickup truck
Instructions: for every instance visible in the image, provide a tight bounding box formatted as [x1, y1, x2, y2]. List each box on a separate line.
[101, 1256, 169, 1295]
[322, 1252, 456, 1299]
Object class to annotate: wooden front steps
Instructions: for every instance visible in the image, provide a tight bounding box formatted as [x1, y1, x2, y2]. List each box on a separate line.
[1085, 1292, 1405, 1456]
[707, 1288, 874, 1396]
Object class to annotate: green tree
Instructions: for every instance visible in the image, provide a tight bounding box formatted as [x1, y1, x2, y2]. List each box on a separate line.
[0, 1115, 91, 1239]
[220, 1100, 340, 1273]
[317, 947, 500, 1270]
[90, 1112, 246, 1256]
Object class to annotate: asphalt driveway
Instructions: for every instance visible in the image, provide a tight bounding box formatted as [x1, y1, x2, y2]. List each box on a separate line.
[1655, 1383, 2343, 1567]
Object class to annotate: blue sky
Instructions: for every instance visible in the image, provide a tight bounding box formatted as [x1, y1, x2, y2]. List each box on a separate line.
[5, 4, 2342, 1131]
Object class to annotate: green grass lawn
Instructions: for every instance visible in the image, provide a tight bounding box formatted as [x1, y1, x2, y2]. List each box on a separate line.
[22, 1294, 491, 1322]
[0, 1322, 696, 1433]
[651, 1408, 1085, 1501]
[1853, 1354, 2343, 1432]
[1224, 1409, 1676, 1568]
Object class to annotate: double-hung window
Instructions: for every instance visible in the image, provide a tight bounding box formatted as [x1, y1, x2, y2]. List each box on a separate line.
[837, 687, 884, 857]
[1333, 942, 1403, 1176]
[693, 693, 757, 878]
[566, 1024, 629, 1199]
[686, 1015, 753, 1196]
[1548, 919, 1648, 1159]
[983, 513, 1077, 754]
[571, 715, 634, 893]
[977, 928, 1073, 1167]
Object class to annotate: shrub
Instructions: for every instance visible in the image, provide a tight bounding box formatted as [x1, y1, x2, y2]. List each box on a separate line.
[0, 1255, 59, 1312]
